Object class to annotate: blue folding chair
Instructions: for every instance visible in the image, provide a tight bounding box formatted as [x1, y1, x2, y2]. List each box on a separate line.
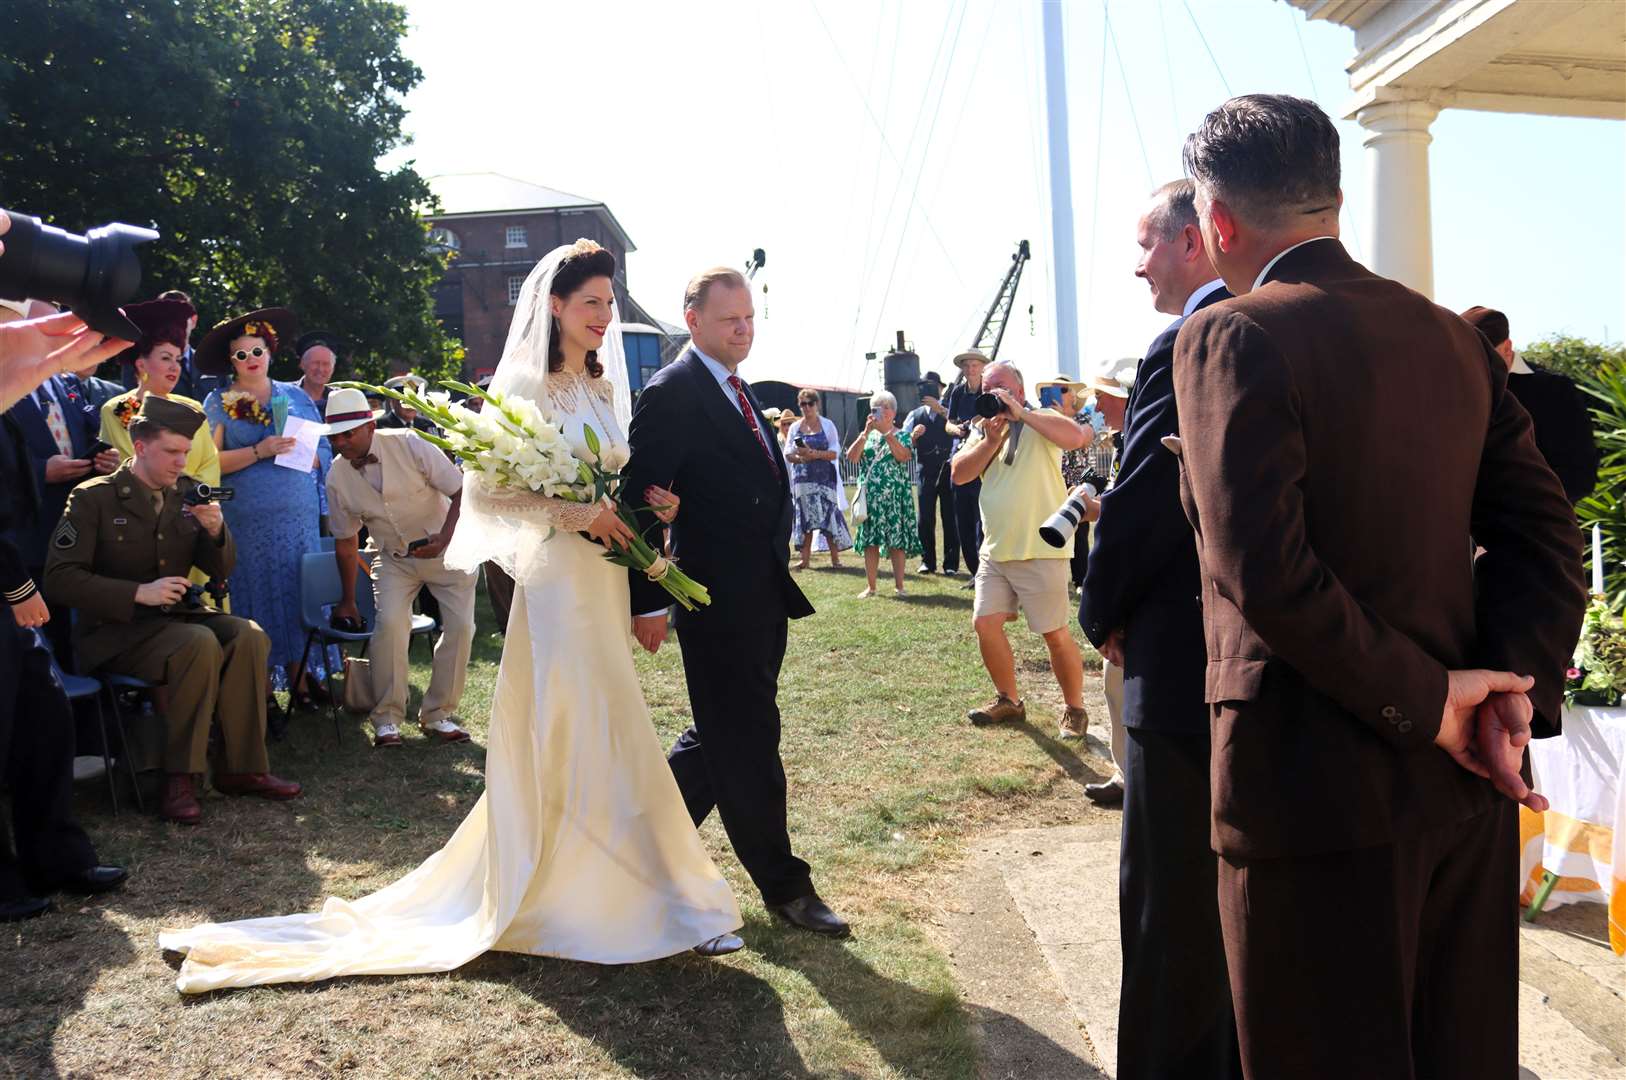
[290, 551, 373, 743]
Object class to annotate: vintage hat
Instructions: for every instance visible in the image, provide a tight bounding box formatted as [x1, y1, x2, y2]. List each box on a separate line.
[383, 373, 427, 394]
[952, 350, 988, 369]
[1034, 372, 1089, 392]
[113, 298, 195, 365]
[1087, 357, 1136, 399]
[761, 406, 786, 424]
[320, 386, 386, 435]
[135, 394, 207, 439]
[920, 370, 945, 387]
[295, 330, 343, 358]
[196, 307, 299, 376]
[1459, 305, 1510, 347]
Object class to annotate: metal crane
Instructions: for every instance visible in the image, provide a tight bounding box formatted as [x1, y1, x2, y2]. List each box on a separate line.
[970, 239, 1030, 361]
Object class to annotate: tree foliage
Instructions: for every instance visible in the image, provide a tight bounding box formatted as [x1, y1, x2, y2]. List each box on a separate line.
[0, 0, 457, 383]
[1576, 359, 1626, 609]
[1522, 334, 1626, 383]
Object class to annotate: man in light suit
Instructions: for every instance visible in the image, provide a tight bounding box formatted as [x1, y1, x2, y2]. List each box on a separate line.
[1079, 179, 1238, 1079]
[623, 267, 848, 938]
[1174, 94, 1584, 1078]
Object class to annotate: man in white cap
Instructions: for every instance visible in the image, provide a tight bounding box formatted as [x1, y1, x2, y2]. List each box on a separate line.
[320, 387, 476, 748]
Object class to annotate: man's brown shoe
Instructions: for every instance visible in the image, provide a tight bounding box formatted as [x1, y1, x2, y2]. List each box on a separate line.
[214, 773, 303, 801]
[1058, 705, 1089, 739]
[968, 695, 1026, 726]
[161, 773, 202, 826]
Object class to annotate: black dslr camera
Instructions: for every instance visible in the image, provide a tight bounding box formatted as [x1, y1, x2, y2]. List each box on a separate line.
[974, 392, 1005, 419]
[0, 209, 159, 340]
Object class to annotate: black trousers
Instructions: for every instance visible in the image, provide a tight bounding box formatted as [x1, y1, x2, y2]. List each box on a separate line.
[916, 457, 959, 572]
[1120, 727, 1241, 1080]
[1218, 801, 1518, 1080]
[668, 621, 813, 907]
[0, 624, 97, 900]
[952, 476, 983, 575]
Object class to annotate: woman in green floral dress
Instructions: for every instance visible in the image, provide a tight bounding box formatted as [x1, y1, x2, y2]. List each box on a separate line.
[845, 390, 922, 598]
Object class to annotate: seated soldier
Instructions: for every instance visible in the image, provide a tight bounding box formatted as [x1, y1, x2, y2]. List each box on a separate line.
[43, 396, 301, 825]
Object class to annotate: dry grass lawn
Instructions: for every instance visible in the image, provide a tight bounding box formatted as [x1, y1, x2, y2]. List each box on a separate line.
[4, 555, 1117, 1079]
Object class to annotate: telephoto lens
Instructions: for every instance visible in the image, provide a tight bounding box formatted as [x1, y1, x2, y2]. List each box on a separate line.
[0, 209, 158, 339]
[1039, 484, 1098, 548]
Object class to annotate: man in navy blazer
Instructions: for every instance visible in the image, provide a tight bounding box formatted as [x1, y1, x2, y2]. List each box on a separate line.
[4, 337, 119, 665]
[623, 267, 847, 939]
[1079, 180, 1239, 1080]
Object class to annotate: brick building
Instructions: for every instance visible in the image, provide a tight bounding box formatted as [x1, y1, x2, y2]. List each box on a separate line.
[423, 173, 683, 388]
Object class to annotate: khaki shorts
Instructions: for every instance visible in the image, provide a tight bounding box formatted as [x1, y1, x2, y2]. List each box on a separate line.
[972, 556, 1071, 634]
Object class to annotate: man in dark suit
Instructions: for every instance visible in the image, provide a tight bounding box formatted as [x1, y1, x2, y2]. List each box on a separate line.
[4, 328, 120, 664]
[904, 369, 959, 575]
[1079, 178, 1238, 1080]
[624, 267, 848, 938]
[1460, 306, 1599, 504]
[1174, 95, 1585, 1079]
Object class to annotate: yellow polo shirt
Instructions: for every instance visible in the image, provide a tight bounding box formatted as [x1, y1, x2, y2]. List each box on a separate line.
[967, 407, 1071, 561]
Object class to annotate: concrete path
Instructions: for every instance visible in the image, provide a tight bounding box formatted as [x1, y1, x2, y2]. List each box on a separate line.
[950, 819, 1625, 1080]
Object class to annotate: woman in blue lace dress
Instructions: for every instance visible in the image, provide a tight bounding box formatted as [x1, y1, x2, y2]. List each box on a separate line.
[197, 309, 332, 710]
[785, 389, 850, 570]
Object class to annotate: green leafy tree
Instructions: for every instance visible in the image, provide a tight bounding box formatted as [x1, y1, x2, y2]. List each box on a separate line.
[0, 0, 458, 384]
[1577, 359, 1626, 608]
[1521, 334, 1626, 383]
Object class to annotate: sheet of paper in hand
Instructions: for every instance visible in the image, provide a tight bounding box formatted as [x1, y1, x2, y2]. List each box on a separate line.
[275, 415, 321, 471]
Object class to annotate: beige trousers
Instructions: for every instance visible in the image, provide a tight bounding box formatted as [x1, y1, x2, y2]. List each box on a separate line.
[1103, 659, 1126, 785]
[369, 552, 477, 730]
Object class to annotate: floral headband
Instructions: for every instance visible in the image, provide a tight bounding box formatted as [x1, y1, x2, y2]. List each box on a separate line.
[241, 320, 279, 351]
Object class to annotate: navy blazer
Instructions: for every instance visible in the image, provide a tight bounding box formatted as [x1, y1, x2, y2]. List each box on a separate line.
[1079, 285, 1230, 733]
[623, 350, 814, 633]
[5, 375, 100, 568]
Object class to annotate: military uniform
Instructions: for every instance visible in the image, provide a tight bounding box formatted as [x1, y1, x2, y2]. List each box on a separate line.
[43, 461, 272, 777]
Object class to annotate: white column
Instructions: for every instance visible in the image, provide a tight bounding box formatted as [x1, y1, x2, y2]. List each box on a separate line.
[1356, 98, 1441, 297]
[1041, 0, 1079, 378]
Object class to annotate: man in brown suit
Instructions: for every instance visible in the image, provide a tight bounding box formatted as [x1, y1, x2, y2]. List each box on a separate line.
[44, 396, 302, 824]
[1172, 95, 1584, 1079]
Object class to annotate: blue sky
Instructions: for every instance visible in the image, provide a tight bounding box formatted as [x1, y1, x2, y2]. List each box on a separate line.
[387, 0, 1624, 387]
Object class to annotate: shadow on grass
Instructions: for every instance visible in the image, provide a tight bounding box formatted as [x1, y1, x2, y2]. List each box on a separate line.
[1012, 721, 1103, 790]
[2, 902, 136, 1078]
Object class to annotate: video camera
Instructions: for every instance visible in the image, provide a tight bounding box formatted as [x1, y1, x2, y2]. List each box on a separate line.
[179, 478, 235, 506]
[0, 208, 158, 340]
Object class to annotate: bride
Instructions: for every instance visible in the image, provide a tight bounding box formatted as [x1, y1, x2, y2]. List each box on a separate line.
[158, 240, 743, 993]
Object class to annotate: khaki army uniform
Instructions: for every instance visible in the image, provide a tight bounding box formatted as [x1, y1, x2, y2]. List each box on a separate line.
[43, 461, 271, 775]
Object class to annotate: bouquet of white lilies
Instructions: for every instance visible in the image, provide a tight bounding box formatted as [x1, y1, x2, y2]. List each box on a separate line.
[334, 379, 710, 610]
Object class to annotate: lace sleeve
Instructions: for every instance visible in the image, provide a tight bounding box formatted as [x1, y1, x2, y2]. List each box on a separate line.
[464, 480, 604, 532]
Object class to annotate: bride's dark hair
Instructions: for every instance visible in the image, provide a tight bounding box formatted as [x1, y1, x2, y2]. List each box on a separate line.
[547, 239, 617, 378]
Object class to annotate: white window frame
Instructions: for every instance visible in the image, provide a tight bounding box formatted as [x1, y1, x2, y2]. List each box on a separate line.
[507, 275, 526, 306]
[504, 224, 527, 249]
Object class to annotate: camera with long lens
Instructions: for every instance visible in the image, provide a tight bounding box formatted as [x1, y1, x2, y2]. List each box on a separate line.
[179, 477, 235, 506]
[974, 392, 1005, 418]
[1039, 481, 1101, 548]
[0, 208, 159, 340]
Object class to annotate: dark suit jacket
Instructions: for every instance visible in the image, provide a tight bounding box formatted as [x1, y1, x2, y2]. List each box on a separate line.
[1173, 238, 1585, 860]
[1507, 366, 1598, 503]
[0, 412, 43, 606]
[623, 350, 814, 633]
[1079, 284, 1230, 732]
[5, 376, 99, 568]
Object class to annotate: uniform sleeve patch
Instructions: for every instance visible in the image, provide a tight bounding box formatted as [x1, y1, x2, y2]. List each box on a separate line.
[52, 520, 79, 549]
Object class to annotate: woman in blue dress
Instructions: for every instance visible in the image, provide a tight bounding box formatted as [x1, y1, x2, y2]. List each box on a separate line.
[197, 308, 333, 711]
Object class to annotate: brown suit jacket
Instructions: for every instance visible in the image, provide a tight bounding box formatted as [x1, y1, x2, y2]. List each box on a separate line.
[1173, 238, 1585, 860]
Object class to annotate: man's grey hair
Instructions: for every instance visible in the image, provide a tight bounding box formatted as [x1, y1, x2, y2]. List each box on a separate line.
[871, 389, 898, 411]
[1182, 94, 1341, 227]
[1146, 179, 1198, 241]
[985, 360, 1024, 389]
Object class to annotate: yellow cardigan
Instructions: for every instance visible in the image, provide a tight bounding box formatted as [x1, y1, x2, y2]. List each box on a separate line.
[100, 390, 222, 485]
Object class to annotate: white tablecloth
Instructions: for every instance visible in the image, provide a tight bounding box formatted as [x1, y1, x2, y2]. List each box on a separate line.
[1518, 705, 1626, 955]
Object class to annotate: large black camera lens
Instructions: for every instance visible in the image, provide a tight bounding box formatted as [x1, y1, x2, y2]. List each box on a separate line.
[0, 209, 158, 340]
[974, 392, 1003, 418]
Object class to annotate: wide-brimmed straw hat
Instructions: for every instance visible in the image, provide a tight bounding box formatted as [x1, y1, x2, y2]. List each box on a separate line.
[320, 386, 386, 435]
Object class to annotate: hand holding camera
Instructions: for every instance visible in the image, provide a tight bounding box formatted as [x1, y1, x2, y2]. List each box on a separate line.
[185, 501, 225, 539]
[136, 575, 194, 608]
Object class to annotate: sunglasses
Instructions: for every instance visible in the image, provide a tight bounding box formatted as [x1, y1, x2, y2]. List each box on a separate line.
[232, 346, 269, 361]
[799, 401, 817, 407]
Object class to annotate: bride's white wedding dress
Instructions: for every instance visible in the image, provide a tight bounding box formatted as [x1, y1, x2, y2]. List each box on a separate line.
[158, 369, 741, 993]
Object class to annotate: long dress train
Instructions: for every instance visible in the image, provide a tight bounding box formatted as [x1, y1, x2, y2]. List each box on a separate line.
[159, 373, 740, 993]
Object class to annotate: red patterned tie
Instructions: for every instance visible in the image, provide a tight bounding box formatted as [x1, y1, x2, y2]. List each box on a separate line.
[727, 375, 778, 468]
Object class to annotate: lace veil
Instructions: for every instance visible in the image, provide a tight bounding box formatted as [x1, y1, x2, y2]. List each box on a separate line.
[442, 241, 634, 584]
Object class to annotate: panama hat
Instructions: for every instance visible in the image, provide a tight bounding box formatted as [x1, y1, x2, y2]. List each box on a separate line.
[320, 386, 386, 435]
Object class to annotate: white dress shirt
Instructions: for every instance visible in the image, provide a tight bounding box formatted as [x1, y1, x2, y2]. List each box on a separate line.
[1182, 278, 1228, 318]
[693, 346, 746, 416]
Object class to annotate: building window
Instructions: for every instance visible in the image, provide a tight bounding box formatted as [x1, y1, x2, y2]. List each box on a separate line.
[507, 275, 526, 306]
[427, 225, 460, 253]
[624, 333, 664, 390]
[505, 225, 527, 249]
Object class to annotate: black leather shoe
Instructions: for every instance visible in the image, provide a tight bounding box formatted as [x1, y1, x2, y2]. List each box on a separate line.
[1084, 779, 1125, 807]
[769, 894, 851, 938]
[59, 865, 129, 895]
[0, 895, 51, 922]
